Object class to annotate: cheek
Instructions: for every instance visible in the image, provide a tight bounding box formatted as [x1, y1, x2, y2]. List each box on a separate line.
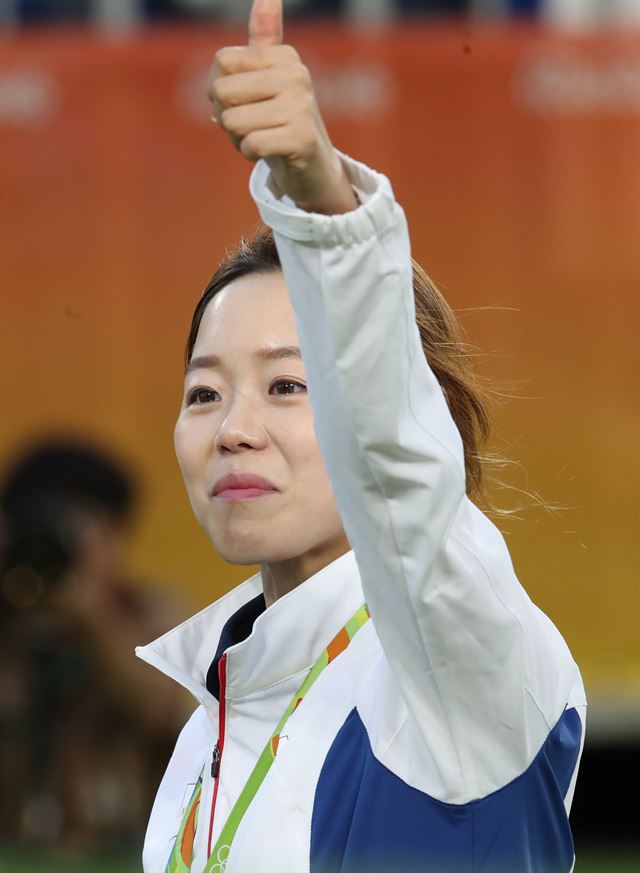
[174, 416, 208, 491]
[291, 429, 335, 502]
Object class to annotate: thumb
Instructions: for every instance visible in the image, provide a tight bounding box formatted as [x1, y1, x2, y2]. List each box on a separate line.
[248, 0, 283, 47]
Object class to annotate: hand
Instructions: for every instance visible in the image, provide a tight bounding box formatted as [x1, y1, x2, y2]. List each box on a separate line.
[207, 0, 357, 214]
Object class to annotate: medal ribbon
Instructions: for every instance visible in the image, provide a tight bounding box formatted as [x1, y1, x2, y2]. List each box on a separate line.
[165, 602, 371, 873]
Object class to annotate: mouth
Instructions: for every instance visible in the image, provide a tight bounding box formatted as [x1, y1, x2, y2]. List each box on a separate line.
[212, 473, 279, 502]
[214, 487, 278, 502]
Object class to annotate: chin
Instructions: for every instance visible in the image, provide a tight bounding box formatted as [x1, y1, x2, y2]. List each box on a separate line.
[210, 527, 292, 567]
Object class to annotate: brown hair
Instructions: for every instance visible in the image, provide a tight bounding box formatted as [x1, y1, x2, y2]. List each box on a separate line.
[185, 227, 491, 501]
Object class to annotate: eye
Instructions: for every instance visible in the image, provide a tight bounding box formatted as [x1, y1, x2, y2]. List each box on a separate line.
[271, 380, 306, 396]
[187, 387, 219, 406]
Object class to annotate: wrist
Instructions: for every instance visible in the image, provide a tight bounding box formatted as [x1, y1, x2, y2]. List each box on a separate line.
[294, 152, 358, 215]
[296, 187, 358, 215]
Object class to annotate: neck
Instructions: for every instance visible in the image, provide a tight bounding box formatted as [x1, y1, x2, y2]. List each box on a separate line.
[260, 534, 351, 609]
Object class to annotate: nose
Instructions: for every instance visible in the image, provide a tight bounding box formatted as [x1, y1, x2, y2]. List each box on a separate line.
[214, 391, 269, 454]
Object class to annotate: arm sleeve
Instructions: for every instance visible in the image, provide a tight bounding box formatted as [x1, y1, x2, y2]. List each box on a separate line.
[249, 152, 586, 802]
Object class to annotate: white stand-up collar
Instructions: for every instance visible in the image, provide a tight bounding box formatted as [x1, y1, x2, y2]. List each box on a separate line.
[136, 551, 364, 718]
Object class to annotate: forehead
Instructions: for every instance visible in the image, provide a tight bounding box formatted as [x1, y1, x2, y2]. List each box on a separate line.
[193, 271, 299, 359]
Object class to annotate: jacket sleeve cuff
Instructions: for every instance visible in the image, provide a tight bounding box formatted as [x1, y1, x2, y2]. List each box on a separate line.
[249, 150, 398, 248]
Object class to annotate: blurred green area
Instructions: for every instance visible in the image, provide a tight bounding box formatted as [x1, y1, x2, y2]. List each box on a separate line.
[0, 851, 140, 873]
[1, 849, 640, 873]
[577, 855, 640, 873]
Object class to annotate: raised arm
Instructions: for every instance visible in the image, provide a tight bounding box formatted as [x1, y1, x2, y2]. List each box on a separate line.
[208, 0, 585, 804]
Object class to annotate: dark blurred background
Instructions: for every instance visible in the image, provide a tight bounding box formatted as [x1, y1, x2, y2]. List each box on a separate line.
[1, 1, 638, 871]
[1, 0, 636, 26]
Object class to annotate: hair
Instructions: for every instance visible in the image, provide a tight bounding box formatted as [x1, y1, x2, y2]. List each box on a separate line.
[185, 227, 492, 502]
[0, 440, 136, 596]
[1, 440, 135, 523]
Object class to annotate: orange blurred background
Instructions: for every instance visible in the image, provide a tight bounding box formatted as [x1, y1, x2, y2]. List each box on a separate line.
[2, 22, 638, 715]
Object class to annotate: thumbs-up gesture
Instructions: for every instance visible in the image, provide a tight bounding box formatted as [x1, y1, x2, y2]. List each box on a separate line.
[207, 0, 357, 214]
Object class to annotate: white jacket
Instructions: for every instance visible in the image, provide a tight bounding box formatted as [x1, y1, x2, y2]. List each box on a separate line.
[137, 154, 586, 873]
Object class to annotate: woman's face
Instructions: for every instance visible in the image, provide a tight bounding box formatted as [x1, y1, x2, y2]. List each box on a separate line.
[174, 270, 348, 567]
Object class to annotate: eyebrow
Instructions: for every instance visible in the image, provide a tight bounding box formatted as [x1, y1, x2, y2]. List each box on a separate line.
[185, 345, 302, 376]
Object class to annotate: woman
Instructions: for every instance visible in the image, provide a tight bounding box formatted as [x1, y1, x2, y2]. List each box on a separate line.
[137, 2, 586, 871]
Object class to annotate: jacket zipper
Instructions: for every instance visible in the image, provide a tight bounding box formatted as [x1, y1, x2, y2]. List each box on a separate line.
[207, 652, 227, 858]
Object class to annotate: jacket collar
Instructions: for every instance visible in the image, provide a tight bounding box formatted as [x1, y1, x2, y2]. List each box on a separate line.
[136, 550, 364, 718]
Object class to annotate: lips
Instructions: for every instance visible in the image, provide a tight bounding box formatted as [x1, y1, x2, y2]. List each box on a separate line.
[212, 473, 278, 498]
